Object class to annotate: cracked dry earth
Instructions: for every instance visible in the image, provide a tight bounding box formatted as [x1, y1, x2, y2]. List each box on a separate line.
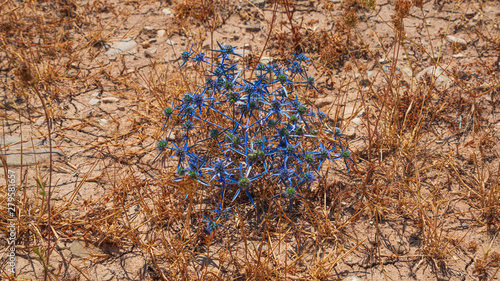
[1, 0, 500, 280]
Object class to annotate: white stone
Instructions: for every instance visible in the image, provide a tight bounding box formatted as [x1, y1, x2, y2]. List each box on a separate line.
[165, 39, 176, 46]
[446, 35, 467, 48]
[162, 8, 173, 17]
[69, 241, 93, 258]
[101, 97, 119, 103]
[315, 96, 334, 107]
[351, 117, 363, 126]
[416, 66, 450, 89]
[105, 39, 138, 56]
[98, 119, 108, 126]
[89, 98, 100, 105]
[260, 57, 272, 63]
[452, 53, 464, 58]
[157, 30, 166, 38]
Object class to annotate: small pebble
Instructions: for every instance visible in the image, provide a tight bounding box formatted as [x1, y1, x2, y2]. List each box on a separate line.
[162, 8, 173, 17]
[245, 24, 261, 32]
[101, 97, 119, 103]
[98, 119, 107, 126]
[446, 35, 467, 48]
[89, 99, 100, 105]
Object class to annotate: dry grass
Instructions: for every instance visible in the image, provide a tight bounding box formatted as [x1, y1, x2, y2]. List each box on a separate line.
[0, 0, 499, 280]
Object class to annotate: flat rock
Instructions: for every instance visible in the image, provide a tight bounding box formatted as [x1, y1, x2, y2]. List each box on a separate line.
[98, 119, 108, 126]
[416, 66, 450, 89]
[162, 8, 173, 17]
[145, 49, 157, 58]
[246, 24, 261, 32]
[315, 96, 334, 107]
[446, 35, 467, 48]
[260, 56, 272, 63]
[0, 136, 64, 167]
[89, 98, 100, 105]
[101, 97, 119, 103]
[165, 39, 176, 46]
[351, 117, 363, 126]
[69, 241, 94, 258]
[157, 30, 166, 38]
[105, 39, 138, 56]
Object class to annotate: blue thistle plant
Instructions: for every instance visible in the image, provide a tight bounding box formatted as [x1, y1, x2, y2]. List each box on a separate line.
[158, 43, 353, 232]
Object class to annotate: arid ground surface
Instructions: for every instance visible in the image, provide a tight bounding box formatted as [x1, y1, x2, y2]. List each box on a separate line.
[1, 0, 500, 280]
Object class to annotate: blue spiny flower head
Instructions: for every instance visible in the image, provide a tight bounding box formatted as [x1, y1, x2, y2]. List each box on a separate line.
[286, 144, 296, 155]
[164, 107, 173, 118]
[256, 63, 266, 71]
[224, 80, 234, 91]
[285, 187, 297, 198]
[200, 215, 227, 235]
[293, 53, 312, 63]
[176, 146, 186, 158]
[268, 119, 278, 128]
[193, 52, 210, 65]
[279, 127, 290, 138]
[210, 128, 220, 139]
[303, 172, 315, 184]
[187, 170, 197, 179]
[227, 91, 240, 104]
[182, 93, 193, 104]
[342, 150, 351, 159]
[304, 153, 314, 164]
[181, 51, 191, 60]
[228, 163, 262, 207]
[157, 140, 167, 151]
[320, 147, 328, 159]
[205, 158, 233, 185]
[245, 84, 255, 94]
[192, 93, 204, 106]
[271, 100, 281, 111]
[238, 177, 250, 189]
[288, 60, 304, 76]
[306, 76, 315, 85]
[278, 73, 288, 84]
[180, 44, 195, 67]
[182, 120, 195, 131]
[254, 138, 263, 147]
[279, 167, 290, 179]
[297, 104, 307, 116]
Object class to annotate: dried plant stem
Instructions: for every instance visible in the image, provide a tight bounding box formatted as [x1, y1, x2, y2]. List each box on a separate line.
[31, 85, 53, 281]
